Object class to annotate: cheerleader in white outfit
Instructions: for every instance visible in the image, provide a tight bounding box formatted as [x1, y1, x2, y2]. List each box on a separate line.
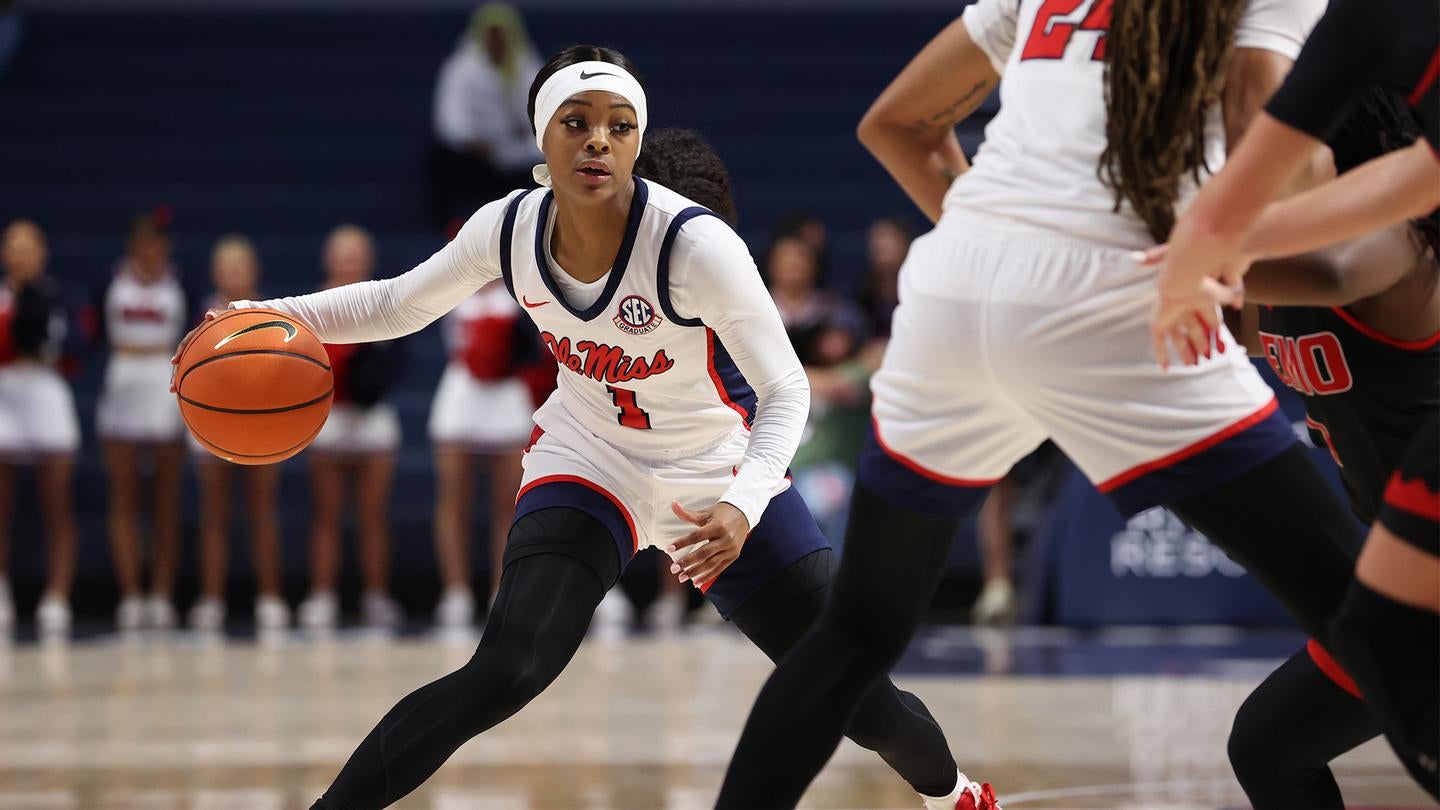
[186, 235, 291, 633]
[96, 211, 189, 631]
[298, 225, 404, 630]
[0, 220, 80, 635]
[428, 281, 548, 626]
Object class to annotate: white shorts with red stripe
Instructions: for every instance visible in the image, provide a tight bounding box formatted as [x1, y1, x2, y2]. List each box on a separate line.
[863, 213, 1295, 518]
[514, 405, 825, 617]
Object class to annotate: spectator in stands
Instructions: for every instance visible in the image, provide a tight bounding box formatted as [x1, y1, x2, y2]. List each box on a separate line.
[856, 216, 912, 343]
[428, 281, 554, 628]
[95, 209, 190, 631]
[298, 225, 404, 631]
[772, 211, 831, 278]
[766, 234, 870, 542]
[425, 3, 542, 228]
[187, 235, 290, 633]
[0, 219, 79, 635]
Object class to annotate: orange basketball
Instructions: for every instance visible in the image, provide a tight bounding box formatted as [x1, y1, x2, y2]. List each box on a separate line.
[175, 308, 333, 465]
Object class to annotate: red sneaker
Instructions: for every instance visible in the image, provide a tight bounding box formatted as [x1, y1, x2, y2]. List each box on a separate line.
[956, 779, 1001, 810]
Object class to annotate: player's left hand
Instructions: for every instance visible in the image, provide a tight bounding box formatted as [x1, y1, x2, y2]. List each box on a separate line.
[1140, 245, 1246, 369]
[666, 501, 750, 587]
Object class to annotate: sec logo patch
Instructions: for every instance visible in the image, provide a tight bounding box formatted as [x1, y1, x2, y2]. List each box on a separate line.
[614, 295, 662, 336]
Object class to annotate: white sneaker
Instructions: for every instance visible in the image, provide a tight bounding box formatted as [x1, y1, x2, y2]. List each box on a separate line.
[254, 594, 291, 631]
[649, 591, 685, 633]
[298, 591, 339, 630]
[433, 587, 475, 628]
[36, 594, 71, 636]
[144, 594, 177, 630]
[362, 591, 402, 630]
[188, 597, 226, 633]
[591, 588, 631, 638]
[116, 595, 144, 631]
[0, 578, 13, 633]
[971, 579, 1017, 627]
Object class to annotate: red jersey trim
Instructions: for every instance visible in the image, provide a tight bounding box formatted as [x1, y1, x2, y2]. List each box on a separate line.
[1330, 307, 1440, 351]
[1408, 46, 1440, 108]
[705, 327, 753, 429]
[515, 474, 640, 552]
[871, 416, 1000, 488]
[1099, 398, 1279, 492]
[1384, 471, 1440, 522]
[1307, 639, 1362, 699]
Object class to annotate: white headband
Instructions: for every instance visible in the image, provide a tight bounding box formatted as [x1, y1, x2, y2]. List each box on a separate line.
[530, 60, 648, 187]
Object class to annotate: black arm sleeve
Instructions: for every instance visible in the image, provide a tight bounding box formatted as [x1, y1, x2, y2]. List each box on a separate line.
[1266, 0, 1440, 150]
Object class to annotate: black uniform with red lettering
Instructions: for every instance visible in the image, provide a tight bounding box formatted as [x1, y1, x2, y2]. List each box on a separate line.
[1257, 304, 1440, 526]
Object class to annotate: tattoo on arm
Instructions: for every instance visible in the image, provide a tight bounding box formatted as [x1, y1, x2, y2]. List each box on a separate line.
[901, 78, 993, 135]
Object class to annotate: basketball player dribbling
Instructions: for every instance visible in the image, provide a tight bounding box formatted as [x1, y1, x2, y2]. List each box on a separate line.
[1155, 0, 1440, 794]
[712, 0, 1395, 805]
[175, 45, 995, 810]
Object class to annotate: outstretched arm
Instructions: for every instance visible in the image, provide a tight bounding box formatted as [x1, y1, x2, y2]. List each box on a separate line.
[237, 194, 516, 343]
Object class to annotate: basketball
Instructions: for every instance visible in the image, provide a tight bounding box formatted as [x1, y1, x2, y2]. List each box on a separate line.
[174, 308, 333, 465]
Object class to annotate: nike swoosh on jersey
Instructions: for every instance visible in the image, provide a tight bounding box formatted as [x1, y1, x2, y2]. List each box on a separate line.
[579, 70, 615, 80]
[522, 296, 550, 309]
[213, 319, 298, 349]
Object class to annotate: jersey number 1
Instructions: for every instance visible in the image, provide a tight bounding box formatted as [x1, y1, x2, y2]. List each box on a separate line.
[607, 385, 652, 430]
[1019, 0, 1112, 62]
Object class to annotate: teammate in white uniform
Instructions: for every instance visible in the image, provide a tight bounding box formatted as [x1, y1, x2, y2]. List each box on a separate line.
[187, 235, 291, 633]
[428, 282, 545, 627]
[298, 224, 404, 631]
[0, 220, 79, 635]
[180, 45, 991, 810]
[715, 1, 1381, 805]
[98, 210, 189, 631]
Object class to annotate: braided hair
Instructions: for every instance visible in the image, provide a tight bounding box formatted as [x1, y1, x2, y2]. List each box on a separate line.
[1098, 0, 1247, 242]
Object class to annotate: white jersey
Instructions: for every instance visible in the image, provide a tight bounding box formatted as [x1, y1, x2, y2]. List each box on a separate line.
[948, 0, 1326, 250]
[241, 179, 808, 528]
[102, 261, 188, 351]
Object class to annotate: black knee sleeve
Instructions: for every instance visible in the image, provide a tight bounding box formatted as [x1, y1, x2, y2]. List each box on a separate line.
[503, 507, 622, 592]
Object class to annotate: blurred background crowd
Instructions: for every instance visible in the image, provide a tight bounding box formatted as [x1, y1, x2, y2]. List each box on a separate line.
[0, 0, 1331, 640]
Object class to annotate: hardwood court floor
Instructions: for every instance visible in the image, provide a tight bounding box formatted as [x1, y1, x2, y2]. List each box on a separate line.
[0, 626, 1427, 809]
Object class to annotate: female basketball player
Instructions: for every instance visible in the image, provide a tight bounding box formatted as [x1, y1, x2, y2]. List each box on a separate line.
[0, 219, 79, 635]
[1219, 90, 1438, 809]
[1154, 0, 1439, 795]
[187, 235, 290, 633]
[712, 0, 1395, 804]
[297, 225, 404, 631]
[98, 210, 189, 631]
[176, 46, 992, 810]
[428, 281, 546, 627]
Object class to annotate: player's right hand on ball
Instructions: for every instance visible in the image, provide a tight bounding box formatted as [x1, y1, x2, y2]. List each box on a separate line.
[170, 309, 223, 392]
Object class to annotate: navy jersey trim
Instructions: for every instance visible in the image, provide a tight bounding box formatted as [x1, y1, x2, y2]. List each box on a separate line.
[499, 190, 532, 302]
[532, 180, 650, 322]
[656, 206, 720, 328]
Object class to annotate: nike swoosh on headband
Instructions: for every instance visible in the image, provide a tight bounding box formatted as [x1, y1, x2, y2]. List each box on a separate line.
[579, 70, 616, 80]
[213, 320, 299, 349]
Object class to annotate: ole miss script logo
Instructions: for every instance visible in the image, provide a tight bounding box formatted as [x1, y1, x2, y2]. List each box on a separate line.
[614, 295, 662, 336]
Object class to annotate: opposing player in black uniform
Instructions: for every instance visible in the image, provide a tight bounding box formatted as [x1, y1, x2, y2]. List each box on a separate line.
[1158, 0, 1440, 795]
[1221, 89, 1438, 808]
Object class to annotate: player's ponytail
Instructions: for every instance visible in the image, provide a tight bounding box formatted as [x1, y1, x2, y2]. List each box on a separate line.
[634, 127, 739, 227]
[1099, 0, 1247, 243]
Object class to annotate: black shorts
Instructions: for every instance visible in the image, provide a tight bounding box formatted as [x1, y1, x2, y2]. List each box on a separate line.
[1378, 414, 1440, 556]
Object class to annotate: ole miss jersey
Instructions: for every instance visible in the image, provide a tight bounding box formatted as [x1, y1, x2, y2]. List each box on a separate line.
[949, 0, 1325, 249]
[1258, 304, 1440, 523]
[499, 180, 757, 459]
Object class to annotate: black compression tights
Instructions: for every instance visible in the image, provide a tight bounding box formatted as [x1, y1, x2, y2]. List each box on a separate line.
[313, 511, 960, 809]
[312, 512, 611, 809]
[716, 445, 1362, 808]
[1228, 648, 1376, 808]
